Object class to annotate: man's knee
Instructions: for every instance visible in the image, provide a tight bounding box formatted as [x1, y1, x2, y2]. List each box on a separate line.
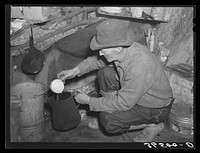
[97, 66, 120, 91]
[99, 112, 129, 134]
[99, 112, 116, 133]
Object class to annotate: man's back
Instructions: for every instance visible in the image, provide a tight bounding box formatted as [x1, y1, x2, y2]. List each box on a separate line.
[124, 42, 173, 108]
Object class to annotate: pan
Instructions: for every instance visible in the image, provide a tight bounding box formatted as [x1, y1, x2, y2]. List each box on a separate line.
[21, 25, 45, 75]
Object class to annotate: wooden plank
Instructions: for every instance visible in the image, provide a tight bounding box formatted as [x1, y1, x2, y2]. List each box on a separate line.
[165, 64, 193, 81]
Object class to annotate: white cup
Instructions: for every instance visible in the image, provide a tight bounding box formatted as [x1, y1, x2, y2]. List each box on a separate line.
[50, 79, 64, 94]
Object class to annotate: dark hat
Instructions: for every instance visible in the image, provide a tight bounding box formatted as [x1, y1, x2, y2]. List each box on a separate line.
[90, 19, 134, 50]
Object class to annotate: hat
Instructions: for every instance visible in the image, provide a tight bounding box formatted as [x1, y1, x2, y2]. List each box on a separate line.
[90, 19, 134, 50]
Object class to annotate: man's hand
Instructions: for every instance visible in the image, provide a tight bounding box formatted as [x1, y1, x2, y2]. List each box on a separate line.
[74, 92, 90, 105]
[57, 67, 80, 81]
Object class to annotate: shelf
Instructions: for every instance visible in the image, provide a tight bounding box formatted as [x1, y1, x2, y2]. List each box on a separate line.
[97, 7, 168, 24]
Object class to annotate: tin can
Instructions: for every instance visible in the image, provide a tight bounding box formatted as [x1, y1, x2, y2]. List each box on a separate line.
[167, 102, 193, 138]
[151, 7, 166, 21]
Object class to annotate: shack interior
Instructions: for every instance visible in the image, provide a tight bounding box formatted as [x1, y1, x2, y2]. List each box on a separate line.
[8, 6, 194, 148]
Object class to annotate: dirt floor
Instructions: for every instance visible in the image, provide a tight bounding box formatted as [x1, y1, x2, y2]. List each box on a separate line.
[40, 94, 194, 148]
[9, 91, 194, 149]
[42, 109, 193, 142]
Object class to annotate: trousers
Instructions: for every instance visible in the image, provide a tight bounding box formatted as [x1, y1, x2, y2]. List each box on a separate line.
[97, 66, 173, 134]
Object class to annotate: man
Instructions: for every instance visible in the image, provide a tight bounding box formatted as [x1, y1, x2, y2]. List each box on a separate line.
[57, 19, 173, 142]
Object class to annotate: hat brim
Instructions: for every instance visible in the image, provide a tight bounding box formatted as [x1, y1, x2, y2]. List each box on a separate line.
[90, 28, 134, 51]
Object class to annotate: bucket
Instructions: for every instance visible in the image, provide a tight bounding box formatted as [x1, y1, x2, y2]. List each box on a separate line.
[10, 102, 20, 142]
[49, 92, 81, 131]
[11, 82, 47, 142]
[167, 102, 193, 138]
[19, 120, 45, 142]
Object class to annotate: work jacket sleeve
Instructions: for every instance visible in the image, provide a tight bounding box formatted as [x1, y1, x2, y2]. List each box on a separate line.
[76, 55, 107, 76]
[88, 62, 155, 112]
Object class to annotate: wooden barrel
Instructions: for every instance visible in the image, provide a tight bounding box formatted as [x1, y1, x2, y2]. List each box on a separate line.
[11, 82, 47, 142]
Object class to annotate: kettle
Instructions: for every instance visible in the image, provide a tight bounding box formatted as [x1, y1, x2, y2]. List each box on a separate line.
[49, 92, 81, 131]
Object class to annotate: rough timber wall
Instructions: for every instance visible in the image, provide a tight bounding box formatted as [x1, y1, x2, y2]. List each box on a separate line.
[155, 7, 194, 67]
[10, 7, 100, 56]
[155, 7, 194, 106]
